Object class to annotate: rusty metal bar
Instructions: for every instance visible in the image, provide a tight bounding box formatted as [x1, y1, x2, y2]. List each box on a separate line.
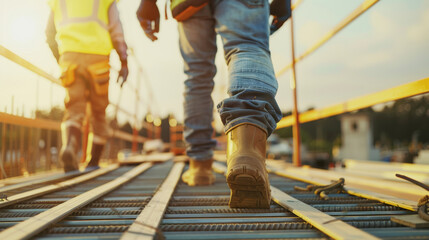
[289, 13, 301, 166]
[10, 125, 15, 176]
[46, 129, 52, 170]
[1, 123, 7, 178]
[20, 126, 26, 174]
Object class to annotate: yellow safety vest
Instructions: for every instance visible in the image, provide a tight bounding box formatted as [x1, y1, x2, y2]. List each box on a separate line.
[48, 0, 115, 56]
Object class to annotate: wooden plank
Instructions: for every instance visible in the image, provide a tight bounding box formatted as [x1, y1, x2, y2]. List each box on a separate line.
[344, 159, 429, 175]
[212, 162, 379, 240]
[346, 188, 417, 212]
[121, 162, 185, 240]
[120, 153, 174, 165]
[391, 214, 429, 229]
[336, 168, 429, 186]
[0, 170, 82, 193]
[271, 187, 380, 240]
[0, 164, 119, 208]
[0, 169, 64, 187]
[0, 162, 153, 240]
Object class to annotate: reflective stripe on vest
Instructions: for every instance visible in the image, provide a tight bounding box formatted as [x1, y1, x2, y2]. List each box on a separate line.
[51, 0, 115, 55]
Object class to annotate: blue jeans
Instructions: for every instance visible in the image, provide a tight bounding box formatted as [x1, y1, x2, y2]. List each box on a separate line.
[178, 0, 282, 161]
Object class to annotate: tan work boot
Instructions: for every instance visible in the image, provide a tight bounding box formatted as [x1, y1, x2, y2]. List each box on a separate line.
[226, 124, 271, 208]
[60, 126, 81, 172]
[182, 158, 216, 186]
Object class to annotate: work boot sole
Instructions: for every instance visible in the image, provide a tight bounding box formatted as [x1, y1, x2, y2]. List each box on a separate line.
[227, 166, 271, 209]
[62, 150, 78, 173]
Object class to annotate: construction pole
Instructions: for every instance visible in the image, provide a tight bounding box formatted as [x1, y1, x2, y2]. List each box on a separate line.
[290, 14, 302, 166]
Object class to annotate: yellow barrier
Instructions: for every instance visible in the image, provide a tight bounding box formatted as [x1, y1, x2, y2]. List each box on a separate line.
[277, 77, 429, 128]
[276, 0, 380, 77]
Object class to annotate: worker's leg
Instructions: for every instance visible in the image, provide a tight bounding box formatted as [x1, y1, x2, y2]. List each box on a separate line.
[214, 0, 283, 208]
[59, 53, 87, 172]
[178, 5, 218, 186]
[86, 55, 110, 170]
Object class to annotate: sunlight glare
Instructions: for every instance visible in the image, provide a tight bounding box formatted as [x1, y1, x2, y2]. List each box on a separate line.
[7, 15, 40, 47]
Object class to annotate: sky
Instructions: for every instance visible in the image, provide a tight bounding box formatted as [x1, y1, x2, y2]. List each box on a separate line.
[0, 0, 429, 130]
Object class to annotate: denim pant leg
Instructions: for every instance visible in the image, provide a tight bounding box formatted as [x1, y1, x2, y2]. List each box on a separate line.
[178, 7, 218, 161]
[214, 0, 282, 136]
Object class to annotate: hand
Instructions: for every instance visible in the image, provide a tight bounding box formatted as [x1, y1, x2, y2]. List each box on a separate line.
[136, 0, 160, 41]
[117, 61, 128, 88]
[270, 0, 291, 35]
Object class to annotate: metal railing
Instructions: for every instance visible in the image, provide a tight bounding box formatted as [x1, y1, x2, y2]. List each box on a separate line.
[0, 112, 61, 178]
[276, 0, 429, 166]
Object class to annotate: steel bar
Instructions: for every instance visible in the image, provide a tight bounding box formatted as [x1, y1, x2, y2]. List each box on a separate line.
[0, 162, 153, 239]
[121, 162, 185, 240]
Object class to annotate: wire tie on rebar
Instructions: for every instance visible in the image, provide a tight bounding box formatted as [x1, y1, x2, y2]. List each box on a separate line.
[323, 218, 342, 224]
[396, 174, 429, 222]
[294, 178, 345, 200]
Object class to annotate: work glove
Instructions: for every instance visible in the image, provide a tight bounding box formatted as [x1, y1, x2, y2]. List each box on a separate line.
[117, 60, 128, 88]
[136, 0, 160, 41]
[270, 0, 292, 35]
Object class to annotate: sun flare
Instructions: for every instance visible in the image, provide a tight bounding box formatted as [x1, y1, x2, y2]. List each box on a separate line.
[7, 16, 39, 45]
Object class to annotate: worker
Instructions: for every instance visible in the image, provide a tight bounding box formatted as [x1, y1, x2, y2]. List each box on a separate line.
[137, 0, 291, 208]
[46, 0, 129, 172]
